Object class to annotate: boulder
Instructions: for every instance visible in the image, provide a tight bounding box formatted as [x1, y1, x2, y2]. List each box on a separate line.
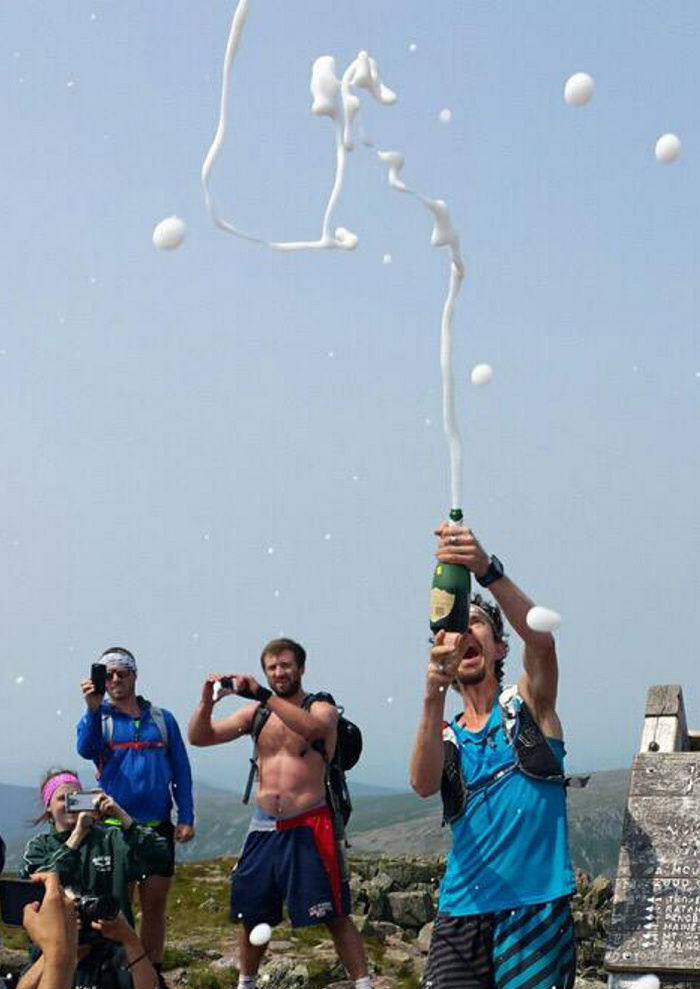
[387, 890, 435, 928]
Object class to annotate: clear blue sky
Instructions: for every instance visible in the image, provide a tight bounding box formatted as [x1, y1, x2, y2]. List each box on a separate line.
[1, 1, 698, 793]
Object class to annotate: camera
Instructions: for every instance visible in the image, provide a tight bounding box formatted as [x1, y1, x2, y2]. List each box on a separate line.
[65, 791, 100, 813]
[72, 893, 120, 925]
[219, 676, 235, 690]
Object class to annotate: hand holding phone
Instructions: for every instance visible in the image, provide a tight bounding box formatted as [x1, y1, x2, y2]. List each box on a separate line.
[0, 878, 46, 927]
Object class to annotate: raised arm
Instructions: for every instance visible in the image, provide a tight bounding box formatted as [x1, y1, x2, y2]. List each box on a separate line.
[187, 675, 257, 746]
[435, 522, 560, 731]
[233, 675, 338, 750]
[410, 630, 465, 797]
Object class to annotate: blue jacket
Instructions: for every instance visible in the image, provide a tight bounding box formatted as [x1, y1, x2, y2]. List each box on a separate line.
[76, 697, 194, 826]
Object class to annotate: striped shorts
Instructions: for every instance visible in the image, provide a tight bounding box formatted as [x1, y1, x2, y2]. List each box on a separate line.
[423, 896, 575, 989]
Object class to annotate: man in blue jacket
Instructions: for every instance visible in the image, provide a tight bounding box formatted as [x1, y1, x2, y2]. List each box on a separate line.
[76, 646, 194, 985]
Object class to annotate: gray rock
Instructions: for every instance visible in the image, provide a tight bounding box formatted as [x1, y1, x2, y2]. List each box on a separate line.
[387, 890, 435, 928]
[417, 921, 434, 952]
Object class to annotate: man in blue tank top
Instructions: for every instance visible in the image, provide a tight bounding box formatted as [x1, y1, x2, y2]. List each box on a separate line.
[410, 521, 576, 989]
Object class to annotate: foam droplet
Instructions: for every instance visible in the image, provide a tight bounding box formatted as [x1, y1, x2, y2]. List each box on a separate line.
[267, 546, 275, 555]
[526, 606, 561, 633]
[438, 108, 452, 124]
[408, 43, 417, 53]
[635, 977, 661, 989]
[273, 590, 280, 598]
[15, 675, 25, 685]
[564, 72, 594, 107]
[654, 133, 681, 164]
[67, 80, 75, 89]
[56, 709, 62, 717]
[387, 697, 393, 704]
[425, 418, 432, 426]
[382, 253, 393, 264]
[249, 922, 272, 946]
[324, 533, 332, 541]
[470, 364, 493, 386]
[152, 215, 187, 251]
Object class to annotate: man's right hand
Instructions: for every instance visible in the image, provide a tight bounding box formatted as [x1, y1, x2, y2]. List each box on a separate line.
[80, 678, 103, 713]
[427, 630, 467, 697]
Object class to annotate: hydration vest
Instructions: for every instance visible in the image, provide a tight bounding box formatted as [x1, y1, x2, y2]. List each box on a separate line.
[440, 684, 588, 825]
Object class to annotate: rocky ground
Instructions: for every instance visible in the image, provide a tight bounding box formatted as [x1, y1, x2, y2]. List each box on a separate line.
[0, 858, 612, 988]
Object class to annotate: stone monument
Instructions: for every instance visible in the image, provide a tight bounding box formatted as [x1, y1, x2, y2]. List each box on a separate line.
[606, 684, 700, 988]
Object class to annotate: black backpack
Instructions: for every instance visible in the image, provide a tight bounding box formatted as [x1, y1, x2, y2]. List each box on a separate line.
[243, 692, 362, 829]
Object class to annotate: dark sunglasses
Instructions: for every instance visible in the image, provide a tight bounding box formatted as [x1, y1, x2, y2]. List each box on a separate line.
[106, 669, 132, 681]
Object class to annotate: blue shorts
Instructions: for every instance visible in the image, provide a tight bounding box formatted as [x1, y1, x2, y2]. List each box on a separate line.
[424, 896, 576, 989]
[229, 804, 351, 928]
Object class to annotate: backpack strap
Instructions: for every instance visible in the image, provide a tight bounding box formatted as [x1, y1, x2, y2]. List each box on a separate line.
[242, 706, 271, 805]
[149, 706, 169, 750]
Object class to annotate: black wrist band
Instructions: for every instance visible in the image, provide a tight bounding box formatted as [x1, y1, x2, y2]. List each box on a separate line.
[127, 951, 149, 970]
[255, 686, 272, 705]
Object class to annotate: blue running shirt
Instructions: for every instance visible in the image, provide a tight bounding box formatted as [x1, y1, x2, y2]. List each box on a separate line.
[438, 699, 575, 916]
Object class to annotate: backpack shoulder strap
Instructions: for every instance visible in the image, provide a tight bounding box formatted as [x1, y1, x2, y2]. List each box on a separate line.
[101, 711, 114, 745]
[242, 706, 272, 805]
[149, 705, 169, 749]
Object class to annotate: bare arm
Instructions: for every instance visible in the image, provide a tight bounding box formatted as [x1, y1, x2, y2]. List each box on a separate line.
[92, 913, 158, 989]
[435, 522, 560, 724]
[263, 692, 338, 746]
[187, 677, 257, 746]
[410, 631, 465, 797]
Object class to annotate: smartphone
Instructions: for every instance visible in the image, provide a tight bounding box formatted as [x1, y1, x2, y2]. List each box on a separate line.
[90, 662, 107, 695]
[65, 791, 99, 813]
[0, 878, 46, 927]
[219, 676, 235, 690]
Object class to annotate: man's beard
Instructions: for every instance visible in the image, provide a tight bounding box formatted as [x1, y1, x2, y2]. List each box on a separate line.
[456, 666, 487, 687]
[272, 675, 302, 698]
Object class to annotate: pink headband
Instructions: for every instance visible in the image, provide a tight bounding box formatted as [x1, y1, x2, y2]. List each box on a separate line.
[42, 773, 82, 808]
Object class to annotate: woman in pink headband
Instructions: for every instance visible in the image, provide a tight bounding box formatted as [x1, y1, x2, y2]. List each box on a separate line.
[21, 767, 172, 988]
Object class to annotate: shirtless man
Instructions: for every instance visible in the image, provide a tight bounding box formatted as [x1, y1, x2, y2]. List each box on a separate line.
[187, 638, 371, 989]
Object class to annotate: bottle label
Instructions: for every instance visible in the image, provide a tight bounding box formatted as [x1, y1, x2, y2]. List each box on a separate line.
[430, 587, 455, 623]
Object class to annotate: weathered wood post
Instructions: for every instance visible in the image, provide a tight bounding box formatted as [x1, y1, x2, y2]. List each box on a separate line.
[606, 685, 700, 988]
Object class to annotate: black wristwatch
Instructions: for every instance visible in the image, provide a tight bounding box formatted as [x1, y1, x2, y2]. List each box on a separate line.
[476, 555, 504, 588]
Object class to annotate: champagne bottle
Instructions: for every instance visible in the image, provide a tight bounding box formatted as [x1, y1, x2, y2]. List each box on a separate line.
[429, 508, 471, 634]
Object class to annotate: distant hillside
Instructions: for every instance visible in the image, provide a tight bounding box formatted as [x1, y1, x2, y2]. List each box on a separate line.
[0, 769, 629, 877]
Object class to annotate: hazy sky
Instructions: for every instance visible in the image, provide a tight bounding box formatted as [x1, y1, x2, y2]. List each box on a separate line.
[1, 1, 698, 796]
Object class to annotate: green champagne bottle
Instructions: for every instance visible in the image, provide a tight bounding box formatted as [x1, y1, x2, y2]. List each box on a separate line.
[429, 508, 471, 634]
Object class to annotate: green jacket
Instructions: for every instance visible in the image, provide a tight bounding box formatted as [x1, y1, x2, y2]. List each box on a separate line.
[21, 821, 169, 925]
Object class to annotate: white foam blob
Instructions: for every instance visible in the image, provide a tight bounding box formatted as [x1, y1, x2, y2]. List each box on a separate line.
[67, 80, 75, 89]
[526, 606, 562, 633]
[654, 133, 681, 164]
[15, 675, 25, 685]
[409, 43, 417, 53]
[564, 72, 594, 107]
[324, 533, 332, 541]
[470, 363, 493, 386]
[635, 977, 660, 989]
[249, 922, 272, 946]
[387, 697, 393, 704]
[425, 417, 432, 426]
[273, 590, 280, 598]
[352, 474, 359, 481]
[382, 253, 393, 264]
[439, 108, 452, 124]
[203, 533, 210, 541]
[152, 215, 187, 251]
[266, 546, 275, 555]
[192, 632, 200, 641]
[328, 350, 334, 358]
[56, 709, 62, 717]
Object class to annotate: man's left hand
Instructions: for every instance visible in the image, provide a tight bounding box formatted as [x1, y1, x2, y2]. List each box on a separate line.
[435, 522, 490, 579]
[175, 824, 195, 843]
[234, 675, 262, 700]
